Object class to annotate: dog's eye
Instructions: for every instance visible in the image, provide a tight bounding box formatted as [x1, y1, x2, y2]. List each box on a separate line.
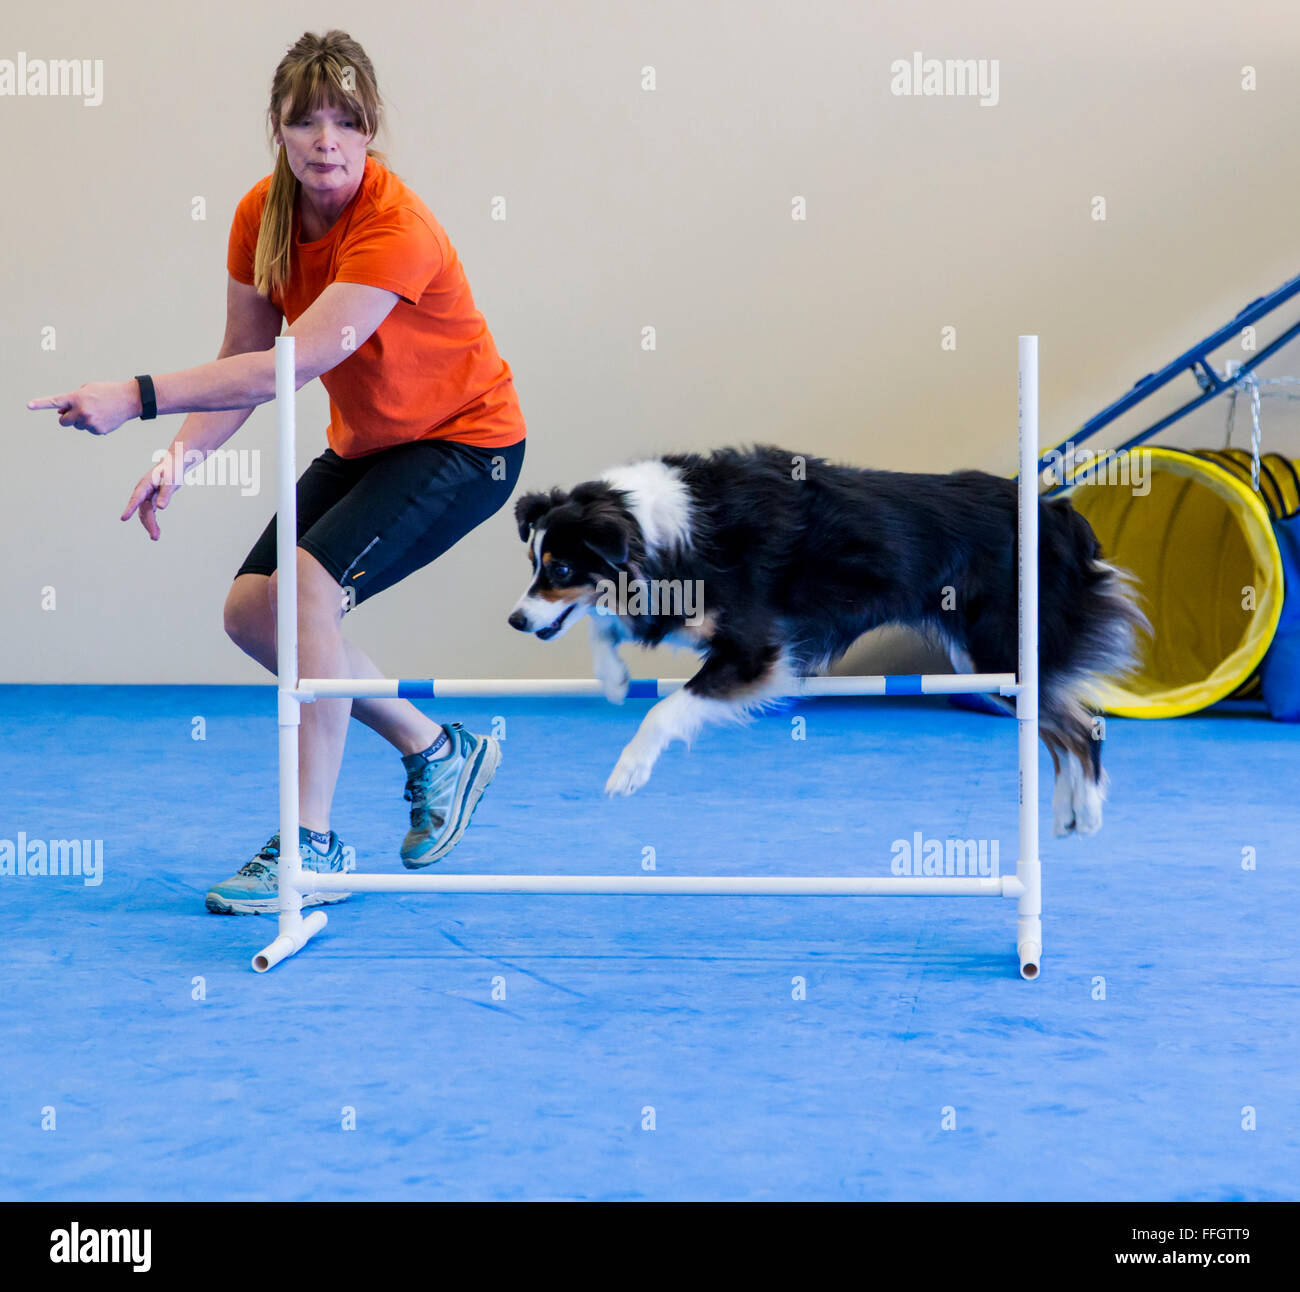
[550, 562, 572, 581]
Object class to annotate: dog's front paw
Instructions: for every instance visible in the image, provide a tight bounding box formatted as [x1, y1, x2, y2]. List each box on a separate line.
[605, 749, 653, 796]
[596, 658, 630, 705]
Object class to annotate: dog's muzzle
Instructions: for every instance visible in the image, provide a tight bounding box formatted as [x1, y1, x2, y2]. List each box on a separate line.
[507, 601, 576, 640]
[534, 605, 576, 639]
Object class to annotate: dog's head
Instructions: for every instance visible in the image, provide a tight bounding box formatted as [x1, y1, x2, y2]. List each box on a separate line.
[507, 484, 639, 640]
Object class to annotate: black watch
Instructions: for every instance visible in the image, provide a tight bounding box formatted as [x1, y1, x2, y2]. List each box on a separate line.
[134, 374, 157, 420]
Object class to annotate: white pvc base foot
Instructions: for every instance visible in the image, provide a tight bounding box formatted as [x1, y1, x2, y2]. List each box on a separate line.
[252, 910, 328, 973]
[1017, 915, 1043, 980]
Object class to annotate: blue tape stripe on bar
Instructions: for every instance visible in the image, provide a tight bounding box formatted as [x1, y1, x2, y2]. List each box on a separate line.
[884, 674, 924, 695]
[627, 678, 659, 699]
[397, 680, 435, 699]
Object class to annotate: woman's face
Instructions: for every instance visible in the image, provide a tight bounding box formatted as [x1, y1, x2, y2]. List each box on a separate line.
[275, 98, 372, 198]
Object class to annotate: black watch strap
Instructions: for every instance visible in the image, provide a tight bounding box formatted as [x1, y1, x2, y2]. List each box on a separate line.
[134, 374, 157, 421]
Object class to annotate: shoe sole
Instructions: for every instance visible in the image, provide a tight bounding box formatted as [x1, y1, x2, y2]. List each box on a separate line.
[402, 736, 500, 869]
[204, 885, 353, 916]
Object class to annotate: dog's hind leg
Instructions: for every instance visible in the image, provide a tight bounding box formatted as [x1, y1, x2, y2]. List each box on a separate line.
[1041, 730, 1079, 838]
[1041, 689, 1105, 836]
[604, 636, 796, 796]
[957, 605, 1106, 836]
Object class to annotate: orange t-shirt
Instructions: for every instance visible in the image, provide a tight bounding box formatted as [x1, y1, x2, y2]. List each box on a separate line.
[226, 155, 525, 458]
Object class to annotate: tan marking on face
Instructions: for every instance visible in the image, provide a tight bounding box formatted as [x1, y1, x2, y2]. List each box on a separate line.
[536, 585, 589, 604]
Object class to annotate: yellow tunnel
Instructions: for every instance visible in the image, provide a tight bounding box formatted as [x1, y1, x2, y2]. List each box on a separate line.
[1064, 448, 1295, 717]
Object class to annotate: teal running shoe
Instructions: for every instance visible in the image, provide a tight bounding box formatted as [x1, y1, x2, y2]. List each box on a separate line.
[204, 828, 353, 914]
[400, 723, 501, 868]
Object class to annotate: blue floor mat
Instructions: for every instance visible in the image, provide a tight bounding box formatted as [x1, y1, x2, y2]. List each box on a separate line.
[0, 685, 1296, 1200]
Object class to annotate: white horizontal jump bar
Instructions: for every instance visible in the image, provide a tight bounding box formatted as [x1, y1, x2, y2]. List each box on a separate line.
[301, 871, 1026, 897]
[293, 673, 1019, 702]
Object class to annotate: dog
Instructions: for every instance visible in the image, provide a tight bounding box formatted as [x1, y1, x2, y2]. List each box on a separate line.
[507, 444, 1148, 836]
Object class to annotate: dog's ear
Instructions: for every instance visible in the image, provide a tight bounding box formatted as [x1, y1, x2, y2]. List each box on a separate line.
[514, 491, 554, 541]
[582, 515, 632, 569]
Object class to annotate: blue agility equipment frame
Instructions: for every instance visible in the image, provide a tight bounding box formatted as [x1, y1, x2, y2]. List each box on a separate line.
[1039, 271, 1300, 489]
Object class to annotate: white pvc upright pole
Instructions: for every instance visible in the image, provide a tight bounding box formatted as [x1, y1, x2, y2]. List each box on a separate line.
[253, 337, 326, 972]
[1016, 336, 1042, 979]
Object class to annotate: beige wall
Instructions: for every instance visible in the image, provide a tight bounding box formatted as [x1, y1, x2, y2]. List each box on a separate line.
[3, 0, 1299, 684]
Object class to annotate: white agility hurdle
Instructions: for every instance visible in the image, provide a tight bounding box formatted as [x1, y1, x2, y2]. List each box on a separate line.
[253, 335, 1042, 977]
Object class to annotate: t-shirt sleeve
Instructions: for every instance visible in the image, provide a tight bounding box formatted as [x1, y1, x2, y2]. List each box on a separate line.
[226, 187, 262, 286]
[333, 208, 445, 305]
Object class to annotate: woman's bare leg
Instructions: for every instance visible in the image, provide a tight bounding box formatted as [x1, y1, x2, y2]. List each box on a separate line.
[224, 561, 446, 833]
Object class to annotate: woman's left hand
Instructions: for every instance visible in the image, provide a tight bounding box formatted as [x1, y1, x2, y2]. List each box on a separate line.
[27, 380, 141, 436]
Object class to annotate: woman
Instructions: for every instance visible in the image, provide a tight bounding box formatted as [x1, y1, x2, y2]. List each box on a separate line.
[26, 30, 525, 913]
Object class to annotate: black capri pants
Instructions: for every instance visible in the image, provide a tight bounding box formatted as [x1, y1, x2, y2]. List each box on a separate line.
[236, 436, 525, 610]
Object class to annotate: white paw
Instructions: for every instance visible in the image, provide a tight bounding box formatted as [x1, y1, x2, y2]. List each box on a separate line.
[1052, 761, 1105, 837]
[605, 748, 653, 796]
[1072, 782, 1104, 836]
[596, 659, 630, 705]
[1052, 775, 1077, 837]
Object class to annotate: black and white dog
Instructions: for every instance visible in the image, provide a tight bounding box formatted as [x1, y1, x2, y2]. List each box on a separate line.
[507, 445, 1147, 836]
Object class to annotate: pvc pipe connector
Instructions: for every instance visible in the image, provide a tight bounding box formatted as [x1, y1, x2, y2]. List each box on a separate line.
[252, 910, 328, 973]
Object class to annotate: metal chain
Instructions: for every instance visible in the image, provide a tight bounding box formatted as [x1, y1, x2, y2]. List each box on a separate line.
[1249, 376, 1262, 492]
[1219, 361, 1300, 493]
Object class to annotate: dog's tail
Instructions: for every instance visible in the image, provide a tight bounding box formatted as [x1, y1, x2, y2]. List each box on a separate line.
[1039, 499, 1151, 785]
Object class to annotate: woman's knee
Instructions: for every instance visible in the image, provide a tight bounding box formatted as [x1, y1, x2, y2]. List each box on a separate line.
[224, 574, 273, 651]
[269, 549, 347, 627]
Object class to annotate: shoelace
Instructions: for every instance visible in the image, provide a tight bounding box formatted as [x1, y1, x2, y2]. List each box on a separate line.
[404, 764, 448, 830]
[237, 834, 281, 879]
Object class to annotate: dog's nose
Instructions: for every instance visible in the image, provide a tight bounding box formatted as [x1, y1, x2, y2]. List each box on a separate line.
[507, 610, 528, 632]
